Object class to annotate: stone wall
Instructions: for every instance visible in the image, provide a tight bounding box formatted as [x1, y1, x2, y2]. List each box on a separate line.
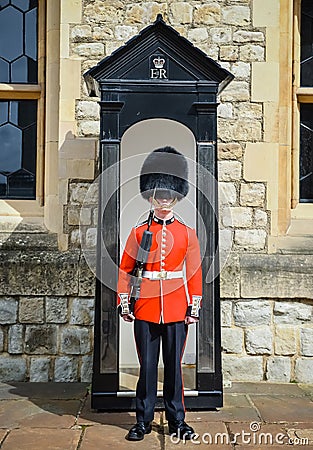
[1, 0, 312, 384]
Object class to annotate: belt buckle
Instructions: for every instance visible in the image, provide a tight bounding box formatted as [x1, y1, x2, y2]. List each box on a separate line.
[158, 270, 167, 280]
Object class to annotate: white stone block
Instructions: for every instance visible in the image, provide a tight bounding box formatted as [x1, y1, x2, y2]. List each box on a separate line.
[234, 300, 272, 327]
[221, 327, 243, 353]
[235, 229, 266, 250]
[222, 355, 263, 381]
[295, 359, 313, 384]
[218, 161, 242, 181]
[245, 326, 272, 354]
[300, 328, 313, 356]
[266, 356, 291, 382]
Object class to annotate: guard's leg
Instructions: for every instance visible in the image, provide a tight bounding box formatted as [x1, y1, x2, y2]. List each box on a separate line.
[134, 319, 161, 423]
[162, 321, 187, 422]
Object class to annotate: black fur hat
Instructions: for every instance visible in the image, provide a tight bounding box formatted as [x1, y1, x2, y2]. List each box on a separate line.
[140, 146, 189, 200]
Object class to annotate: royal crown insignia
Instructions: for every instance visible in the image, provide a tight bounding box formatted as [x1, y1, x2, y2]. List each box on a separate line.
[153, 56, 165, 69]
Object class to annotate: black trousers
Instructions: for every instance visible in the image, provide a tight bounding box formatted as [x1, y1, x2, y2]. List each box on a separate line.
[134, 319, 188, 423]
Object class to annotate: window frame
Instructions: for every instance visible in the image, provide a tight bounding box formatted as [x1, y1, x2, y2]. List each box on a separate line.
[292, 0, 313, 207]
[0, 0, 45, 206]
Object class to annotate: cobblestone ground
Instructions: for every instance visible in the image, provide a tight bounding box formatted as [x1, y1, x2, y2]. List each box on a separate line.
[0, 382, 312, 449]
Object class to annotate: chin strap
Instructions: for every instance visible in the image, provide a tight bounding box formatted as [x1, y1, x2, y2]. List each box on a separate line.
[152, 197, 177, 210]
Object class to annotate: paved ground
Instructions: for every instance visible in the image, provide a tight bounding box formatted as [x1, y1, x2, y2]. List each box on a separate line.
[0, 382, 312, 449]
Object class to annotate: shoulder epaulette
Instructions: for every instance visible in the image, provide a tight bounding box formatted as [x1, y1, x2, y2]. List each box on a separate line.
[175, 216, 193, 229]
[134, 219, 148, 228]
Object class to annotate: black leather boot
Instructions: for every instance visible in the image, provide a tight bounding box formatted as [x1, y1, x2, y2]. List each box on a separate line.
[168, 420, 195, 440]
[126, 421, 152, 441]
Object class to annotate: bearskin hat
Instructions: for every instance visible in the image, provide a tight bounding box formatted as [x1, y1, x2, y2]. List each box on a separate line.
[140, 146, 189, 201]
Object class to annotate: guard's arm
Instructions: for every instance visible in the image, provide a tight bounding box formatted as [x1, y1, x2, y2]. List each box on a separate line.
[185, 228, 203, 320]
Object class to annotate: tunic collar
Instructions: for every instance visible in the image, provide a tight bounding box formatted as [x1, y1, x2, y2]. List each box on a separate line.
[153, 215, 175, 225]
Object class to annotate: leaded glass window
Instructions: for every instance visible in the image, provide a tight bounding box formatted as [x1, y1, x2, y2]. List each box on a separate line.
[0, 0, 38, 200]
[301, 0, 313, 86]
[0, 100, 37, 198]
[300, 1, 313, 202]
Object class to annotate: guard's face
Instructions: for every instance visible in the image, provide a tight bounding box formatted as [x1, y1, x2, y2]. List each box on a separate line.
[150, 190, 177, 211]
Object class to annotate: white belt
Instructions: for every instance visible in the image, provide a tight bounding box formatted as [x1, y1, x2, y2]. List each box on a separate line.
[142, 270, 184, 280]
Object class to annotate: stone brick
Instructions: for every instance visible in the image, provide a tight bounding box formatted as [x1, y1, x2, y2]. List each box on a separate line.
[8, 324, 23, 354]
[81, 354, 93, 382]
[54, 356, 78, 382]
[220, 46, 239, 62]
[46, 297, 68, 323]
[220, 81, 250, 102]
[30, 357, 50, 382]
[125, 3, 168, 25]
[70, 229, 80, 247]
[222, 355, 263, 381]
[232, 120, 262, 141]
[70, 298, 94, 326]
[222, 206, 253, 228]
[235, 102, 262, 119]
[60, 327, 90, 354]
[187, 28, 208, 43]
[86, 228, 97, 248]
[218, 161, 241, 181]
[221, 328, 243, 353]
[245, 327, 272, 355]
[240, 183, 265, 207]
[0, 252, 79, 296]
[300, 328, 313, 356]
[0, 327, 3, 352]
[170, 3, 193, 24]
[92, 26, 114, 40]
[209, 27, 232, 44]
[295, 359, 313, 384]
[0, 298, 17, 324]
[78, 120, 100, 137]
[222, 6, 250, 26]
[231, 62, 250, 79]
[217, 102, 233, 119]
[114, 25, 137, 41]
[0, 357, 26, 382]
[73, 43, 104, 57]
[274, 326, 297, 356]
[125, 5, 145, 24]
[218, 143, 243, 160]
[19, 297, 44, 323]
[194, 3, 221, 24]
[84, 1, 124, 23]
[254, 209, 268, 227]
[266, 356, 291, 382]
[220, 231, 234, 271]
[69, 183, 91, 205]
[219, 182, 237, 205]
[25, 325, 57, 354]
[220, 254, 240, 298]
[241, 255, 313, 299]
[71, 25, 92, 41]
[274, 301, 313, 324]
[221, 301, 232, 327]
[240, 44, 265, 61]
[76, 101, 100, 120]
[235, 229, 266, 250]
[233, 30, 264, 43]
[234, 300, 272, 327]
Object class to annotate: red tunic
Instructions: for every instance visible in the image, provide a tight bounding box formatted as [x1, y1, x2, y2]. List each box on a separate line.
[117, 216, 202, 324]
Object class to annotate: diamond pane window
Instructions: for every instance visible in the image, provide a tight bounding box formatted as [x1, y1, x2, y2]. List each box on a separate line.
[0, 0, 38, 83]
[300, 104, 313, 202]
[0, 100, 37, 199]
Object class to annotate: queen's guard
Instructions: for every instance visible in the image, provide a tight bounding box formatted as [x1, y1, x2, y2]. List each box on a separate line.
[117, 147, 203, 441]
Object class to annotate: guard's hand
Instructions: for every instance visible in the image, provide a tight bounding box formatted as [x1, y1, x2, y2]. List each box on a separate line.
[122, 314, 135, 322]
[185, 316, 199, 325]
